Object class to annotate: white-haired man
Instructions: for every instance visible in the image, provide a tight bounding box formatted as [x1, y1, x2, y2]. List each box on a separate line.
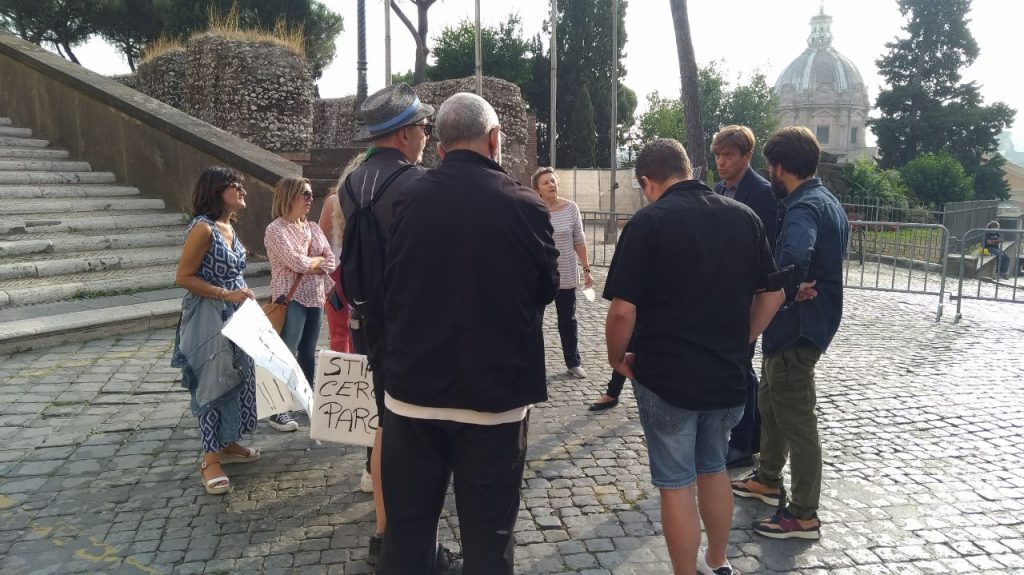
[378, 92, 559, 574]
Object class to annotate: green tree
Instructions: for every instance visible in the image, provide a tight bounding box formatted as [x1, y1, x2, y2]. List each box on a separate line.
[722, 71, 778, 170]
[629, 63, 777, 180]
[92, 0, 165, 71]
[428, 15, 535, 95]
[0, 0, 96, 63]
[843, 159, 909, 206]
[900, 152, 974, 206]
[158, 0, 342, 79]
[868, 0, 1014, 200]
[553, 0, 635, 168]
[628, 91, 685, 159]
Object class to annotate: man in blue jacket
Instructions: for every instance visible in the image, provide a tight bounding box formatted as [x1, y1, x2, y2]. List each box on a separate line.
[731, 126, 848, 541]
[712, 125, 779, 469]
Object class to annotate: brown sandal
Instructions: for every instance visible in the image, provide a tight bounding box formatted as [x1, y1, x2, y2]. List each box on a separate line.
[200, 460, 231, 495]
[218, 444, 262, 464]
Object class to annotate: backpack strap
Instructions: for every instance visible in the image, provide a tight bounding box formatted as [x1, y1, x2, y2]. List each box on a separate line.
[342, 163, 414, 210]
[369, 163, 415, 208]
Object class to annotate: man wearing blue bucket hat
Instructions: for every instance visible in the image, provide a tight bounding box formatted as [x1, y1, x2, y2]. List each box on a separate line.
[340, 83, 460, 572]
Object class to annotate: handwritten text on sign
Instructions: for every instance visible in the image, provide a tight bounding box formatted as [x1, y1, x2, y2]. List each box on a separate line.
[253, 366, 295, 419]
[310, 350, 378, 447]
[221, 298, 312, 416]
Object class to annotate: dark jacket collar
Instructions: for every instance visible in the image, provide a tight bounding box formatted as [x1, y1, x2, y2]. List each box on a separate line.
[439, 149, 508, 175]
[660, 179, 713, 201]
[366, 146, 411, 163]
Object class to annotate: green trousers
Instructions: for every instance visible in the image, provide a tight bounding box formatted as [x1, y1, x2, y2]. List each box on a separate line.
[756, 345, 823, 520]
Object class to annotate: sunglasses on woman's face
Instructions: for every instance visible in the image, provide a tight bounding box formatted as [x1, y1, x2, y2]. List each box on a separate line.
[301, 190, 313, 200]
[220, 181, 245, 192]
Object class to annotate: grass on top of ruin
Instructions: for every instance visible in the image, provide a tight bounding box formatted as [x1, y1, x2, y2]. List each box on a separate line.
[140, 1, 305, 65]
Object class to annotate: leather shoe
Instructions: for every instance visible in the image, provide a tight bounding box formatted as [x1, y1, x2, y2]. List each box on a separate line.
[588, 397, 619, 411]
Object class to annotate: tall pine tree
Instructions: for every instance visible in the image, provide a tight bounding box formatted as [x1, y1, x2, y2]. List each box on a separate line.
[554, 0, 634, 168]
[868, 0, 1014, 200]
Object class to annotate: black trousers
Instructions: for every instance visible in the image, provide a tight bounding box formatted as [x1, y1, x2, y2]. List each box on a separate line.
[543, 288, 581, 369]
[377, 411, 529, 575]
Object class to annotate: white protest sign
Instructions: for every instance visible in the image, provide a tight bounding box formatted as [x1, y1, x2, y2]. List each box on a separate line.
[221, 298, 313, 416]
[309, 350, 378, 447]
[253, 366, 296, 419]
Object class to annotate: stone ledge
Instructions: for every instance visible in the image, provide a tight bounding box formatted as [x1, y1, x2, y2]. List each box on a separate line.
[0, 285, 271, 354]
[0, 32, 298, 187]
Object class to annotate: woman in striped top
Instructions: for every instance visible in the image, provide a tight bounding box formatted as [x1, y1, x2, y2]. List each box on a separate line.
[532, 167, 593, 378]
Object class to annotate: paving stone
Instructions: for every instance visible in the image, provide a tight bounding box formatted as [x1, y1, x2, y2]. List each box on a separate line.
[1, 282, 1023, 573]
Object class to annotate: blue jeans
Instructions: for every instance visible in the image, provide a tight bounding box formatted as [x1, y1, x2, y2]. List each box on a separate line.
[989, 246, 1010, 275]
[633, 382, 744, 488]
[280, 301, 322, 385]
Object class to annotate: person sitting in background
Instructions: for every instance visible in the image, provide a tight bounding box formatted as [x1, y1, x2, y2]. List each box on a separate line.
[264, 177, 336, 431]
[984, 220, 1010, 280]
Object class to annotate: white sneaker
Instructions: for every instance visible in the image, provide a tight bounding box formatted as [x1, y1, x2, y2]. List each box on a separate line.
[697, 549, 735, 575]
[568, 366, 588, 379]
[359, 469, 374, 493]
[268, 412, 299, 432]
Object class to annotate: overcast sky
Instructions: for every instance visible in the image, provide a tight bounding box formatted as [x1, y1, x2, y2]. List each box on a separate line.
[74, 0, 1023, 148]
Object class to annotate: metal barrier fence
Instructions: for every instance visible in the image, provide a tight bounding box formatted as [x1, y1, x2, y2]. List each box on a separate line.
[844, 221, 950, 321]
[952, 228, 1024, 321]
[581, 211, 632, 268]
[583, 210, 1022, 322]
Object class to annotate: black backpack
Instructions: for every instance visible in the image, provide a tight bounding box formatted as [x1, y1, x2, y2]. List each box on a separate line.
[339, 164, 414, 321]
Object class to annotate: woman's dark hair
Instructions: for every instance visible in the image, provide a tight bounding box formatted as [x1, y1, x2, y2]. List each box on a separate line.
[191, 166, 244, 221]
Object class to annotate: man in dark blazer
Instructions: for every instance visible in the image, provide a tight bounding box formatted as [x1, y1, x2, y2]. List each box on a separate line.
[712, 125, 780, 469]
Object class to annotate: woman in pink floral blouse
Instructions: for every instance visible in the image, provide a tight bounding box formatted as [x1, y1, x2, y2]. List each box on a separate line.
[264, 177, 336, 431]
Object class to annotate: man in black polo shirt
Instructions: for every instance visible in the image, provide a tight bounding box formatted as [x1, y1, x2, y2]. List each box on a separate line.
[604, 138, 784, 575]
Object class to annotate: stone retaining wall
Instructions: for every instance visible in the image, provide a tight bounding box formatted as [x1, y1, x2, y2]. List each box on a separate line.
[311, 77, 532, 183]
[184, 34, 314, 152]
[136, 50, 186, 110]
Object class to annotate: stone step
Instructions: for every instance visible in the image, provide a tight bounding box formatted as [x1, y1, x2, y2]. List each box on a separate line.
[0, 246, 185, 280]
[0, 147, 69, 160]
[0, 197, 165, 215]
[0, 136, 49, 148]
[0, 171, 116, 185]
[0, 230, 184, 257]
[0, 261, 270, 308]
[0, 281, 272, 354]
[0, 126, 32, 137]
[0, 159, 91, 172]
[0, 210, 187, 235]
[0, 184, 140, 199]
[0, 117, 11, 126]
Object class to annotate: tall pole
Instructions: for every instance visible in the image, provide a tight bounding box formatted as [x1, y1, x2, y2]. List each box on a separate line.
[356, 0, 368, 107]
[475, 0, 483, 95]
[384, 0, 392, 86]
[549, 0, 558, 168]
[609, 0, 619, 218]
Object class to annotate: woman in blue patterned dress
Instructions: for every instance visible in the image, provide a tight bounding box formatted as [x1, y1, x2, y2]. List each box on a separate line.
[172, 167, 260, 495]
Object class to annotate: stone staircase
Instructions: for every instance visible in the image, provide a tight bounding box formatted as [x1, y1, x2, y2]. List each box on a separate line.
[0, 117, 270, 353]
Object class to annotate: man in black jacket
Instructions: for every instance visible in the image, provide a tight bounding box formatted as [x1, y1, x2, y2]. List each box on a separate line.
[378, 92, 559, 575]
[712, 125, 780, 469]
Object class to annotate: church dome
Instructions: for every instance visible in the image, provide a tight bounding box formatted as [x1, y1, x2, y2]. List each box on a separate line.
[775, 9, 866, 100]
[774, 6, 871, 160]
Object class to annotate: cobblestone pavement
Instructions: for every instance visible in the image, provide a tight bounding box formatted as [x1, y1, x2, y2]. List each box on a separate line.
[2, 268, 1024, 574]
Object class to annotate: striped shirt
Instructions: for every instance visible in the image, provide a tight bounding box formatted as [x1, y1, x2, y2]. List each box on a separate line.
[550, 200, 585, 289]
